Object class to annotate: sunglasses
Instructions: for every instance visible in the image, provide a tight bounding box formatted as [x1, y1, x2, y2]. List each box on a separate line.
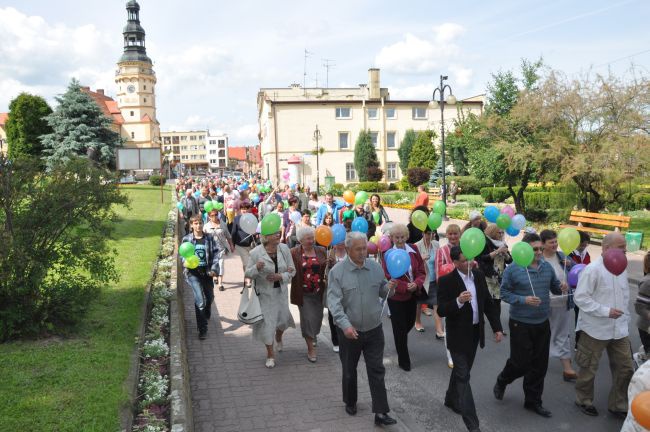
[532, 247, 543, 251]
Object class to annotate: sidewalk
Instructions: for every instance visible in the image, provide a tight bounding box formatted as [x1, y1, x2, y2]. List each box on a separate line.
[182, 252, 421, 432]
[383, 207, 645, 284]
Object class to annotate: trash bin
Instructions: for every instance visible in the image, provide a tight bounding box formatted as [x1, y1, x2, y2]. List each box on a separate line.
[626, 232, 644, 252]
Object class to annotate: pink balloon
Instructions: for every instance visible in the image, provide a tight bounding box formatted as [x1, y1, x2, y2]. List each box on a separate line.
[378, 235, 392, 252]
[501, 205, 515, 218]
[603, 249, 627, 276]
[367, 242, 378, 255]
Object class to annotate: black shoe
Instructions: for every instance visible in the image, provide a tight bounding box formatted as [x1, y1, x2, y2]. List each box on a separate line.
[575, 402, 598, 416]
[608, 409, 627, 420]
[345, 404, 357, 416]
[374, 413, 397, 426]
[399, 363, 411, 371]
[493, 380, 506, 400]
[444, 400, 461, 414]
[469, 429, 481, 432]
[198, 329, 207, 340]
[524, 403, 552, 418]
[219, 285, 225, 291]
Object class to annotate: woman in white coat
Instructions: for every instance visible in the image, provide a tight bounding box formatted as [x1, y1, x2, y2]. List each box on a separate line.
[245, 230, 296, 368]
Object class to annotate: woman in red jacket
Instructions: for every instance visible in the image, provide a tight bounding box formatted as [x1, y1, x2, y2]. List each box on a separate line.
[381, 223, 427, 371]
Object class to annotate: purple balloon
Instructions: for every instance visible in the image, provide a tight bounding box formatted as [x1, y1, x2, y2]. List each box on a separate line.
[501, 205, 515, 218]
[567, 263, 586, 287]
[603, 249, 627, 276]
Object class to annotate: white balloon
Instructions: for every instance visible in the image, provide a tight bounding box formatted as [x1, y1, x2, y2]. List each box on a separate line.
[511, 214, 527, 230]
[240, 213, 258, 235]
[290, 210, 301, 224]
[382, 222, 394, 235]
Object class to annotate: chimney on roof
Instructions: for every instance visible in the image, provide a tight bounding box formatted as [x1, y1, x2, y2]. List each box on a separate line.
[81, 86, 90, 91]
[368, 68, 380, 100]
[97, 89, 104, 95]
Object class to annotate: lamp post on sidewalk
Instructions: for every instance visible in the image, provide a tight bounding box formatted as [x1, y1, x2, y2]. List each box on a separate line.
[313, 125, 322, 192]
[429, 75, 456, 218]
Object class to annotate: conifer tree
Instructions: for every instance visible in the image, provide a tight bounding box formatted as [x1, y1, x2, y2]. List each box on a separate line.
[408, 129, 438, 169]
[398, 129, 416, 173]
[353, 130, 380, 181]
[41, 79, 121, 170]
[6, 93, 53, 160]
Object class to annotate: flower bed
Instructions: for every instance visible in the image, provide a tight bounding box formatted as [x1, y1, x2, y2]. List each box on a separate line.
[132, 192, 177, 432]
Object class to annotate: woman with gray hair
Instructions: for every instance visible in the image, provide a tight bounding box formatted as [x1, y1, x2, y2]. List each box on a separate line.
[290, 225, 328, 362]
[245, 228, 296, 368]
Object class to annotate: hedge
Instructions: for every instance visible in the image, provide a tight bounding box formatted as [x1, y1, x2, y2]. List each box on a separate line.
[149, 175, 166, 186]
[346, 182, 388, 193]
[480, 187, 578, 208]
[444, 176, 493, 194]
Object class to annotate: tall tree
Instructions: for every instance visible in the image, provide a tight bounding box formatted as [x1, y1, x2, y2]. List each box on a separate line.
[353, 129, 380, 182]
[408, 129, 438, 169]
[398, 129, 417, 173]
[5, 93, 53, 160]
[41, 79, 121, 170]
[444, 107, 480, 175]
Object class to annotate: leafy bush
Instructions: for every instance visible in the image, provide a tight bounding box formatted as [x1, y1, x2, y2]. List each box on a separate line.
[524, 207, 548, 222]
[446, 176, 492, 194]
[139, 366, 169, 408]
[398, 177, 417, 192]
[388, 182, 398, 191]
[633, 193, 650, 210]
[525, 192, 578, 209]
[480, 187, 511, 203]
[459, 195, 485, 207]
[325, 183, 345, 196]
[546, 208, 572, 223]
[407, 168, 430, 188]
[149, 175, 166, 186]
[356, 181, 388, 192]
[366, 166, 384, 182]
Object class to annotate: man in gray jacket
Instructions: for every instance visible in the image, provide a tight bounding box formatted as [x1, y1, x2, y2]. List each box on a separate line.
[327, 232, 397, 427]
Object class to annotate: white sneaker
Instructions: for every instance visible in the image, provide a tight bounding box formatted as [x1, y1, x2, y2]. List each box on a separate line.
[265, 358, 275, 368]
[333, 345, 340, 353]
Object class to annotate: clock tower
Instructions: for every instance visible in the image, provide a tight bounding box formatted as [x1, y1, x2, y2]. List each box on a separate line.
[115, 0, 160, 148]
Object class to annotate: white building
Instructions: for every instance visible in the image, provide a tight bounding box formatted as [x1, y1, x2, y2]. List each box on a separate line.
[207, 133, 229, 172]
[257, 68, 484, 188]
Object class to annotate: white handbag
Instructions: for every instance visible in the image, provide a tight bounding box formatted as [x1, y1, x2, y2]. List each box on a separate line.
[237, 282, 264, 324]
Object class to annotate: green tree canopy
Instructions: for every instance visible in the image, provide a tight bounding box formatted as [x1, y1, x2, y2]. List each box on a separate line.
[408, 129, 438, 170]
[353, 129, 380, 181]
[398, 128, 417, 173]
[41, 79, 121, 170]
[6, 93, 53, 160]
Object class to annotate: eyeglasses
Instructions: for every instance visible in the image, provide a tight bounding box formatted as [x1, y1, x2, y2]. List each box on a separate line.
[532, 247, 543, 251]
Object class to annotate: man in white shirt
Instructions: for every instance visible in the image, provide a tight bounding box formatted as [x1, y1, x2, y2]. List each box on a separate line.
[574, 232, 634, 419]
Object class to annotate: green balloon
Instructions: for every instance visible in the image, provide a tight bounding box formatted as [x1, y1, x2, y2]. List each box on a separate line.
[184, 255, 200, 269]
[372, 211, 380, 224]
[428, 212, 442, 231]
[213, 201, 224, 210]
[432, 200, 446, 216]
[496, 214, 511, 230]
[179, 242, 195, 258]
[261, 213, 282, 235]
[411, 210, 428, 231]
[558, 227, 580, 255]
[460, 227, 486, 260]
[283, 200, 289, 208]
[204, 201, 214, 213]
[355, 191, 369, 205]
[511, 242, 534, 267]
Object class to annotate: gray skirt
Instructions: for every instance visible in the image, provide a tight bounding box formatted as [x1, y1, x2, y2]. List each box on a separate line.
[299, 292, 324, 339]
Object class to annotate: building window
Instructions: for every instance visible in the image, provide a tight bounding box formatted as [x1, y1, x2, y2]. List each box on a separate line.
[385, 108, 396, 119]
[130, 111, 134, 117]
[181, 136, 187, 141]
[181, 146, 188, 151]
[387, 162, 397, 180]
[345, 163, 356, 181]
[181, 155, 188, 160]
[370, 132, 379, 148]
[172, 136, 179, 144]
[387, 132, 396, 149]
[144, 85, 147, 90]
[163, 136, 171, 144]
[131, 132, 135, 139]
[335, 107, 351, 119]
[218, 140, 225, 148]
[218, 149, 226, 157]
[209, 140, 216, 145]
[412, 107, 427, 119]
[210, 159, 216, 164]
[198, 135, 205, 140]
[338, 132, 349, 150]
[367, 108, 378, 119]
[143, 98, 147, 103]
[209, 149, 216, 155]
[219, 159, 226, 167]
[190, 136, 196, 141]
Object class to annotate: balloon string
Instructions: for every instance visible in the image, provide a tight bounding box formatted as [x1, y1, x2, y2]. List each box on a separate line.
[526, 268, 537, 298]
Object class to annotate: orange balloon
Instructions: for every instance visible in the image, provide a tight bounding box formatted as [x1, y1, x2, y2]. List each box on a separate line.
[343, 190, 355, 204]
[632, 391, 650, 428]
[315, 225, 333, 246]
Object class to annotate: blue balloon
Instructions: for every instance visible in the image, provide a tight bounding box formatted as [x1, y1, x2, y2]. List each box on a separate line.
[194, 191, 200, 198]
[506, 225, 520, 237]
[331, 224, 346, 246]
[484, 205, 500, 223]
[386, 248, 411, 279]
[511, 214, 527, 230]
[351, 217, 369, 234]
[334, 198, 346, 208]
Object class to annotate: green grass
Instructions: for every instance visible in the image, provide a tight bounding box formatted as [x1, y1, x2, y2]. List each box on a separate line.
[627, 210, 650, 249]
[0, 185, 171, 432]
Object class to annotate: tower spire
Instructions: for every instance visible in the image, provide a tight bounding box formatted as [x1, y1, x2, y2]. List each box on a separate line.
[119, 0, 151, 63]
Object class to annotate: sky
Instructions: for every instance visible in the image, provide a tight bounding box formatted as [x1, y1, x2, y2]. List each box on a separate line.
[1, 0, 648, 146]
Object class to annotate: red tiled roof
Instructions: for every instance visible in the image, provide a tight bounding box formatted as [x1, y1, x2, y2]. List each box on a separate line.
[228, 147, 247, 160]
[0, 112, 8, 126]
[80, 87, 124, 127]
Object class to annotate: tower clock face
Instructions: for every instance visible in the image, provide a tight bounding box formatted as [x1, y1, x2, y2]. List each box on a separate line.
[127, 85, 136, 93]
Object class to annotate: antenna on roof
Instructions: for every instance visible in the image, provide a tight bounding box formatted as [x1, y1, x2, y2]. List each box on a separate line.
[322, 59, 336, 88]
[303, 49, 313, 95]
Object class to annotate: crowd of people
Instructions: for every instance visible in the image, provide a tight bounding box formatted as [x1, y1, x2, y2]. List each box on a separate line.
[175, 174, 650, 431]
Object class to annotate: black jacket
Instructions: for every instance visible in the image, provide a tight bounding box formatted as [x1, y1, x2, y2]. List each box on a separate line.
[437, 268, 502, 354]
[180, 232, 221, 276]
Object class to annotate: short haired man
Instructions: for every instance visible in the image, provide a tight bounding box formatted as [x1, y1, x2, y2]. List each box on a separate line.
[181, 215, 222, 339]
[574, 233, 633, 418]
[438, 246, 503, 432]
[327, 232, 397, 426]
[316, 192, 339, 225]
[493, 233, 566, 418]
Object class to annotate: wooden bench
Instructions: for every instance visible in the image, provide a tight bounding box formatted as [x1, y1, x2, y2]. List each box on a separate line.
[560, 211, 631, 235]
[427, 187, 442, 206]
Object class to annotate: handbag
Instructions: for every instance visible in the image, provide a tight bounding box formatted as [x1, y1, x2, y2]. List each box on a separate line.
[237, 281, 264, 324]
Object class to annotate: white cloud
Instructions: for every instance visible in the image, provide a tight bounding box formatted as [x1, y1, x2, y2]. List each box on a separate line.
[234, 124, 258, 141]
[374, 23, 466, 75]
[449, 64, 473, 87]
[389, 84, 432, 100]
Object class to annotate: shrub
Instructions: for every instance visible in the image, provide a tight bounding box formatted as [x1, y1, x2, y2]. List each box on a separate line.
[139, 366, 169, 408]
[633, 193, 650, 210]
[460, 195, 485, 207]
[480, 187, 511, 203]
[406, 167, 430, 188]
[546, 208, 572, 223]
[524, 207, 548, 222]
[325, 183, 345, 197]
[446, 176, 491, 194]
[366, 166, 384, 182]
[398, 177, 417, 192]
[388, 182, 398, 191]
[525, 192, 578, 209]
[149, 175, 165, 186]
[354, 181, 388, 192]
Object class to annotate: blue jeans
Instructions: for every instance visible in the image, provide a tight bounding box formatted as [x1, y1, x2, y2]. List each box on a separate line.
[186, 271, 214, 332]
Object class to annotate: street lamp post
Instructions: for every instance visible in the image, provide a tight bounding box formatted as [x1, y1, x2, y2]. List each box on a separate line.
[313, 125, 322, 192]
[429, 75, 456, 218]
